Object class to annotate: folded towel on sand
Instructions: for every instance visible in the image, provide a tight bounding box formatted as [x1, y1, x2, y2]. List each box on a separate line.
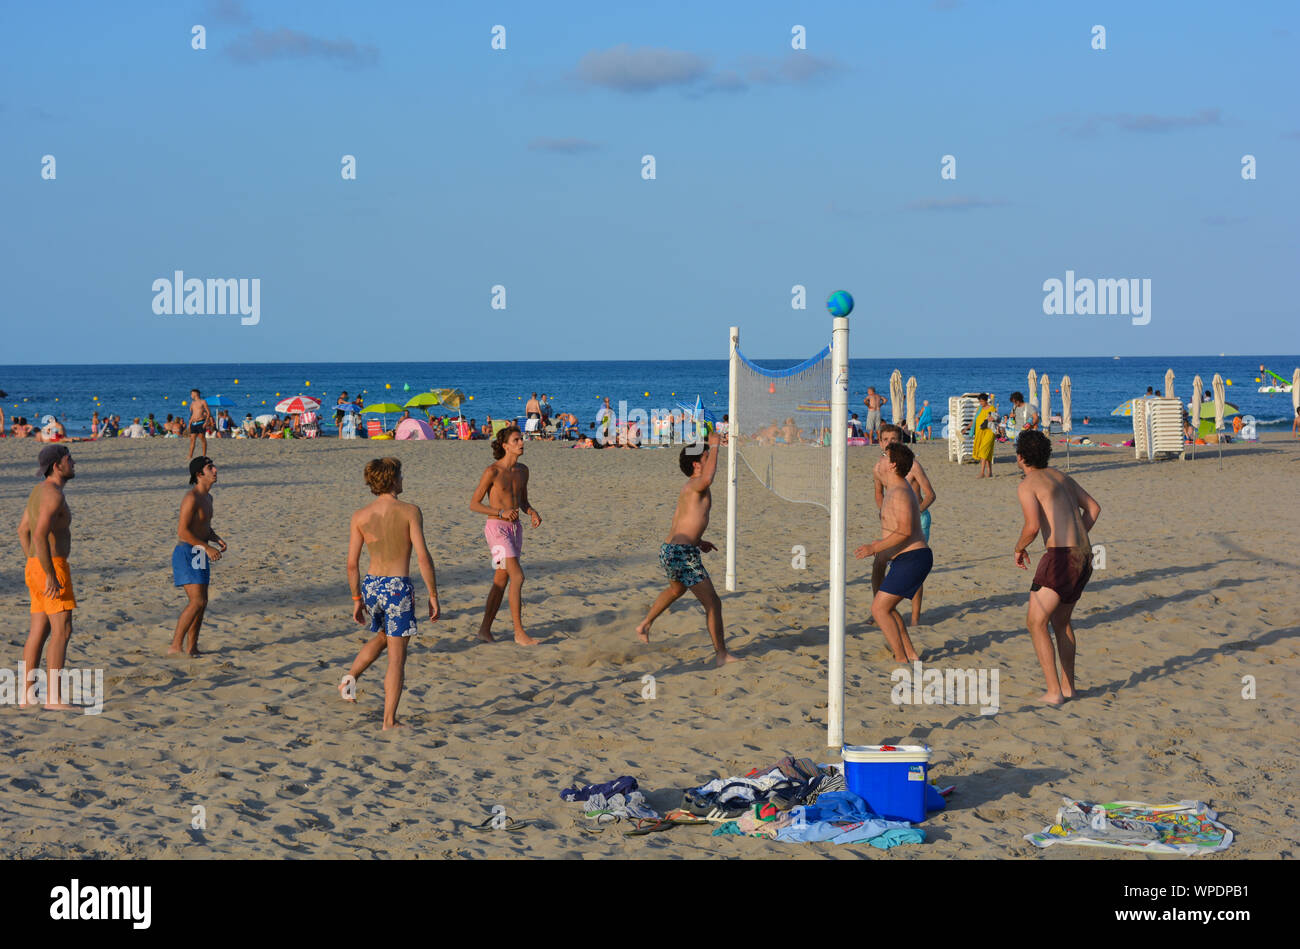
[1025, 798, 1233, 854]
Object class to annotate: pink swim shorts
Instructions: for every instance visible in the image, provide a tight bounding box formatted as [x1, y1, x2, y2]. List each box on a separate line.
[484, 518, 523, 566]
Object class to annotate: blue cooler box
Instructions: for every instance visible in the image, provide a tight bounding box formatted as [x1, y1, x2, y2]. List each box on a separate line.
[842, 744, 931, 823]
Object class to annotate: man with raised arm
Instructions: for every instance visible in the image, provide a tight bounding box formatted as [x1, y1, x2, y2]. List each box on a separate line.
[635, 431, 739, 666]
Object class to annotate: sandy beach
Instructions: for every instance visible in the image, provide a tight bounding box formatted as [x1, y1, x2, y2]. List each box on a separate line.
[1, 433, 1296, 859]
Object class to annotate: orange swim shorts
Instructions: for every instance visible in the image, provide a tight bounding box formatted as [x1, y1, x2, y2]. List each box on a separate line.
[26, 557, 77, 614]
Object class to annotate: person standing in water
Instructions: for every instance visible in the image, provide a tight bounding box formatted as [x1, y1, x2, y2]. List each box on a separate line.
[342, 457, 440, 730]
[470, 426, 541, 645]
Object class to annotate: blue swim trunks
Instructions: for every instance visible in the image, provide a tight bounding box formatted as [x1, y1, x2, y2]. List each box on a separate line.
[172, 542, 211, 587]
[919, 509, 932, 543]
[879, 547, 933, 600]
[660, 543, 709, 588]
[363, 574, 418, 638]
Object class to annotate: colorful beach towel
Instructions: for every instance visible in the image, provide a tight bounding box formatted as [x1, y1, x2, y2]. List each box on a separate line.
[1025, 799, 1233, 855]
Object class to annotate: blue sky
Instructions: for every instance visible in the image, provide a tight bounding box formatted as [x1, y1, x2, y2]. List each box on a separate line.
[2, 0, 1296, 363]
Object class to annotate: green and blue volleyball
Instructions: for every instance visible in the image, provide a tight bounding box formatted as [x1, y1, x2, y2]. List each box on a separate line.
[826, 290, 854, 318]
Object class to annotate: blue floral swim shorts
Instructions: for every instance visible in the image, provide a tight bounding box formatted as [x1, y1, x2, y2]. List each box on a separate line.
[660, 543, 709, 588]
[362, 574, 418, 638]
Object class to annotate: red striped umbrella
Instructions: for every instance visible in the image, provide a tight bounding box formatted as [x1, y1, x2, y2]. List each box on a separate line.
[275, 395, 321, 414]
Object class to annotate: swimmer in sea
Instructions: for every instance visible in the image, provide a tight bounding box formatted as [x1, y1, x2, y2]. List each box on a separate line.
[1012, 430, 1101, 706]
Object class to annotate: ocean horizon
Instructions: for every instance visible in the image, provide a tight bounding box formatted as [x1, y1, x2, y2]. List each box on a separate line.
[4, 354, 1296, 438]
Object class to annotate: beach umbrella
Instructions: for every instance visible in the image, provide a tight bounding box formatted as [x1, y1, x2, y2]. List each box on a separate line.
[208, 395, 235, 408]
[362, 402, 404, 434]
[1040, 374, 1051, 436]
[435, 388, 466, 410]
[1191, 375, 1204, 459]
[275, 395, 320, 414]
[906, 376, 917, 432]
[1061, 376, 1072, 470]
[1110, 398, 1142, 417]
[1028, 369, 1038, 410]
[1164, 369, 1175, 400]
[889, 369, 903, 425]
[1212, 373, 1226, 467]
[405, 392, 442, 417]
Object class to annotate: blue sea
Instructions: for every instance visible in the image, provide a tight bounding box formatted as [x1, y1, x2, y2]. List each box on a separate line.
[2, 356, 1296, 439]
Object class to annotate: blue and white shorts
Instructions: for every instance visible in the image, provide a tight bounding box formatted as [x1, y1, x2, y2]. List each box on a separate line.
[660, 543, 709, 588]
[363, 574, 418, 638]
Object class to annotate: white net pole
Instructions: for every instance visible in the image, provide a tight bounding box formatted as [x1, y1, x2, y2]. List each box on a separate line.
[726, 326, 739, 593]
[827, 316, 849, 748]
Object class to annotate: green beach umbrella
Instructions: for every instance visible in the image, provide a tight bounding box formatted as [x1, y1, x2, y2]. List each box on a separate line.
[404, 392, 441, 416]
[361, 402, 404, 434]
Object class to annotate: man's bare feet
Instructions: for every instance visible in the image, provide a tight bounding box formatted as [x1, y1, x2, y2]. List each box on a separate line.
[477, 629, 495, 643]
[635, 620, 651, 644]
[43, 703, 78, 711]
[187, 648, 202, 658]
[382, 720, 406, 731]
[1038, 691, 1065, 706]
[715, 652, 742, 667]
[514, 631, 538, 646]
[905, 651, 921, 663]
[167, 645, 184, 656]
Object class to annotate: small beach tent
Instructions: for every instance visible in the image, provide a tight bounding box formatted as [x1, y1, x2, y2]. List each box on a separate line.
[946, 393, 982, 463]
[1060, 376, 1072, 470]
[1164, 369, 1175, 400]
[905, 376, 917, 432]
[395, 417, 437, 440]
[1028, 369, 1038, 410]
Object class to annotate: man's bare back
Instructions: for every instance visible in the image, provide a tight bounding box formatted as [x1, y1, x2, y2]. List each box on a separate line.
[1019, 467, 1093, 549]
[352, 497, 420, 575]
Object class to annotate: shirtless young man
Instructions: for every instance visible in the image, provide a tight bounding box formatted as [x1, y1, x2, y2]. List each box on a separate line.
[873, 424, 936, 626]
[343, 457, 440, 730]
[470, 426, 541, 645]
[170, 456, 226, 656]
[16, 445, 78, 708]
[1012, 430, 1101, 706]
[863, 386, 888, 444]
[187, 388, 212, 459]
[635, 431, 739, 666]
[856, 443, 931, 662]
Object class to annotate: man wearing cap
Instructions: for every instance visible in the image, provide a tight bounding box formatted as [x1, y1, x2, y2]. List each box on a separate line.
[170, 456, 226, 656]
[16, 445, 78, 708]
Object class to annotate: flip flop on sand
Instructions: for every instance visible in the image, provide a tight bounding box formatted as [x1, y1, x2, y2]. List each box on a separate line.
[470, 816, 533, 833]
